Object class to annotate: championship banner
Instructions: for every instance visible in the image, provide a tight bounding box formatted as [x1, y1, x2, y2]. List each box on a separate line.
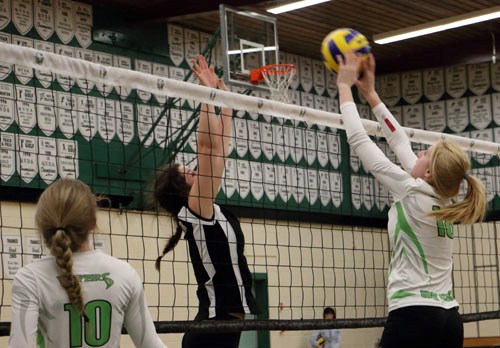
[445, 65, 466, 98]
[401, 70, 422, 104]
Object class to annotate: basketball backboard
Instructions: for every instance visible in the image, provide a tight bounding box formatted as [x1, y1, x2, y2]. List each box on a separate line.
[220, 4, 279, 89]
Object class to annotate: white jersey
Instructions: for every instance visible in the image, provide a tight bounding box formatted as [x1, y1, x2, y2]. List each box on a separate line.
[341, 101, 459, 313]
[9, 250, 167, 348]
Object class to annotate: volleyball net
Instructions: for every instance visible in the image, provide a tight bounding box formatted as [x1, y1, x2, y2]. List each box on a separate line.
[0, 41, 498, 335]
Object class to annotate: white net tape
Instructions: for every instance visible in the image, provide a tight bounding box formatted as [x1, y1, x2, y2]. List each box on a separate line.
[0, 41, 499, 156]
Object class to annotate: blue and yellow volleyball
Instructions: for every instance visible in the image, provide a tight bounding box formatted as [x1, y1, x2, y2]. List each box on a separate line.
[321, 28, 371, 73]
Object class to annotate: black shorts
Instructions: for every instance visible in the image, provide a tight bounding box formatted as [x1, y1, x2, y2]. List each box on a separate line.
[182, 314, 242, 348]
[379, 306, 463, 348]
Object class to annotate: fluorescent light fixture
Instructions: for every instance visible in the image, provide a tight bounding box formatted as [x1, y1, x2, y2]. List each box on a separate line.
[374, 6, 500, 44]
[267, 0, 331, 15]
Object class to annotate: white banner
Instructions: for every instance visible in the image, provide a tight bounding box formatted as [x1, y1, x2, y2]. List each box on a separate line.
[0, 132, 15, 181]
[74, 2, 92, 48]
[38, 137, 57, 184]
[250, 161, 264, 201]
[116, 101, 133, 145]
[17, 134, 38, 183]
[57, 138, 78, 178]
[380, 73, 401, 107]
[97, 98, 116, 143]
[234, 118, 249, 158]
[137, 104, 154, 147]
[289, 127, 304, 164]
[0, 0, 11, 29]
[168, 24, 184, 67]
[12, 0, 33, 35]
[445, 98, 468, 133]
[445, 65, 466, 98]
[423, 68, 445, 101]
[469, 95, 492, 130]
[55, 0, 74, 44]
[236, 160, 250, 199]
[319, 170, 331, 207]
[56, 92, 76, 138]
[0, 82, 14, 130]
[401, 70, 422, 104]
[312, 60, 326, 96]
[152, 106, 167, 148]
[299, 56, 313, 93]
[184, 29, 199, 65]
[15, 85, 36, 133]
[403, 104, 424, 129]
[35, 0, 54, 40]
[306, 169, 318, 205]
[351, 175, 361, 210]
[467, 63, 490, 96]
[329, 172, 342, 208]
[424, 101, 446, 132]
[77, 94, 97, 140]
[0, 32, 11, 80]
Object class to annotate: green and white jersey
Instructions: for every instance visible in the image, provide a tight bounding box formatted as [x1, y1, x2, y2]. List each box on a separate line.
[9, 250, 167, 348]
[341, 101, 459, 313]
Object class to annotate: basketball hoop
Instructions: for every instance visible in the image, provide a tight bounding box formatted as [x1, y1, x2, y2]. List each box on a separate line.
[250, 64, 296, 103]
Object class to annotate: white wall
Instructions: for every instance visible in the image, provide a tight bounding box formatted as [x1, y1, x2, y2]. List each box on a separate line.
[0, 201, 498, 347]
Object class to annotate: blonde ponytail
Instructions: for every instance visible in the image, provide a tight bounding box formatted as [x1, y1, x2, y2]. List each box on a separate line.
[428, 140, 487, 224]
[429, 174, 486, 224]
[35, 179, 98, 318]
[52, 229, 86, 316]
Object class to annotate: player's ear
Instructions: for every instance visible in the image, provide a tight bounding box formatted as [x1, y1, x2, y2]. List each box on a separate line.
[424, 168, 433, 183]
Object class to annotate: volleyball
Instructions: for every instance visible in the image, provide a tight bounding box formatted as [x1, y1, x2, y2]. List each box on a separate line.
[321, 28, 371, 73]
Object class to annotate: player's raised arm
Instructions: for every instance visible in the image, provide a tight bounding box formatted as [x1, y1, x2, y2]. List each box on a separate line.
[188, 55, 229, 219]
[356, 53, 418, 172]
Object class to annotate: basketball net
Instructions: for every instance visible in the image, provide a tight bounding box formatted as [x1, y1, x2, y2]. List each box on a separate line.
[251, 64, 296, 103]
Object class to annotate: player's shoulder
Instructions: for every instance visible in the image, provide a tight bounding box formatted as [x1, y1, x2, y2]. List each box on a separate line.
[93, 251, 137, 274]
[17, 254, 56, 275]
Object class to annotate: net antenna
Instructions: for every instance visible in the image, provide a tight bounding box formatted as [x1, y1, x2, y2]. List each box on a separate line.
[251, 64, 296, 103]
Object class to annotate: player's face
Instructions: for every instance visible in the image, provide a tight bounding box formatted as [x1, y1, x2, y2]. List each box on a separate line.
[324, 313, 335, 320]
[178, 165, 197, 187]
[411, 145, 433, 182]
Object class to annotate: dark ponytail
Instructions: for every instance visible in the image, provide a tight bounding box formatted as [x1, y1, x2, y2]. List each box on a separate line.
[152, 163, 190, 271]
[155, 220, 183, 270]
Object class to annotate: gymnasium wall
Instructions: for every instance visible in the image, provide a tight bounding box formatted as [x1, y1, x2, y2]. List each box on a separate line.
[0, 202, 498, 348]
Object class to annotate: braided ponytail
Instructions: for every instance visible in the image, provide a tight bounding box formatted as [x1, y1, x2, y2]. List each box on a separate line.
[35, 179, 97, 321]
[52, 229, 86, 318]
[155, 219, 183, 270]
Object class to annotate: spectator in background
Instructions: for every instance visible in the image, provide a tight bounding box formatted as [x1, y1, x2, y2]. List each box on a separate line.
[309, 307, 341, 348]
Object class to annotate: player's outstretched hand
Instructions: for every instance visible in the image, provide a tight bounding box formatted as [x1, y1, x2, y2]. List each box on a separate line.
[355, 53, 376, 98]
[336, 51, 363, 88]
[192, 54, 218, 88]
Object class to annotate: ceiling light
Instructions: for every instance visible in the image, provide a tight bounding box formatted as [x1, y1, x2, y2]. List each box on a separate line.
[267, 0, 331, 15]
[374, 6, 500, 44]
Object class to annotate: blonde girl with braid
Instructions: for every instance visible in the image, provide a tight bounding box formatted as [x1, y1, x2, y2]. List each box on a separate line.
[9, 179, 167, 348]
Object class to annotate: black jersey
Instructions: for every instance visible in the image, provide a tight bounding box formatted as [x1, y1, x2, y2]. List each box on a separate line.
[178, 204, 257, 319]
